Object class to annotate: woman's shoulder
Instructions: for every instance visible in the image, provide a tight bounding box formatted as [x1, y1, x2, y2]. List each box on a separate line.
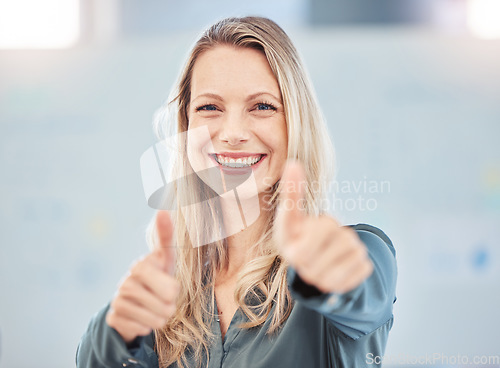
[346, 223, 396, 257]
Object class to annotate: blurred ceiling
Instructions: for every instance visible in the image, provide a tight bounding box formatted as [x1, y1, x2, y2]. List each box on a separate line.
[2, 0, 498, 49]
[310, 0, 438, 25]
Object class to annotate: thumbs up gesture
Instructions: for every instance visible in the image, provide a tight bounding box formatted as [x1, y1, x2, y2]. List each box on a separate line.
[106, 211, 180, 344]
[275, 161, 373, 294]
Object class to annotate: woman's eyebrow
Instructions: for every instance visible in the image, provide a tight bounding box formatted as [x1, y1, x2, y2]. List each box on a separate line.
[246, 92, 282, 103]
[191, 93, 224, 102]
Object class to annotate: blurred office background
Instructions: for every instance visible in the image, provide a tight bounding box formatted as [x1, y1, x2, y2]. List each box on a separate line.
[1, 0, 499, 367]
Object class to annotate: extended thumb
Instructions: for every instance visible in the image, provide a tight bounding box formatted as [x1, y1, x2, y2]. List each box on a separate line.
[154, 210, 176, 274]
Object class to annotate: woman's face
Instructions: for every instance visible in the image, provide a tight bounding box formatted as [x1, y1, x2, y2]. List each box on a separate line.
[187, 45, 287, 198]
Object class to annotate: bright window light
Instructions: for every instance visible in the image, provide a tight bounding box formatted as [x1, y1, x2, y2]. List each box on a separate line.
[0, 0, 80, 49]
[466, 0, 500, 39]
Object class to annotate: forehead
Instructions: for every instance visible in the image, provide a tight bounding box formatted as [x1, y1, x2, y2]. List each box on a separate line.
[190, 45, 281, 98]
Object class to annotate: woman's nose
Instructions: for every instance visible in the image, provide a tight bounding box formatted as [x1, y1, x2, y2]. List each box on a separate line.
[217, 114, 250, 146]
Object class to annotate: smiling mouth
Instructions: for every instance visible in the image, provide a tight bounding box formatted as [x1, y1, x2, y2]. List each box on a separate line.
[209, 153, 266, 168]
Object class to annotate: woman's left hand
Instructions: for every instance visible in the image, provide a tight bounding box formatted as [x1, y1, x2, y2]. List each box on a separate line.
[274, 161, 373, 294]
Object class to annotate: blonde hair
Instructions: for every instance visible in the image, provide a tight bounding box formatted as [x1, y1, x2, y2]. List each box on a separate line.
[148, 16, 334, 368]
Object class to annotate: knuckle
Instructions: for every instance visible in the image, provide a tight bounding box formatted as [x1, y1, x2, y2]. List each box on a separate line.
[130, 261, 142, 277]
[342, 229, 357, 244]
[317, 280, 329, 293]
[160, 306, 171, 319]
[328, 272, 340, 286]
[340, 227, 357, 243]
[152, 317, 167, 329]
[160, 279, 177, 301]
[120, 284, 133, 297]
[131, 260, 150, 280]
[350, 242, 366, 257]
[172, 280, 181, 293]
[364, 261, 374, 276]
[306, 266, 321, 281]
[298, 243, 311, 260]
[112, 299, 126, 315]
[105, 312, 116, 326]
[321, 279, 338, 294]
[118, 279, 133, 294]
[368, 260, 374, 271]
[296, 264, 310, 280]
[130, 258, 142, 271]
[169, 285, 181, 301]
[355, 246, 367, 258]
[165, 304, 177, 317]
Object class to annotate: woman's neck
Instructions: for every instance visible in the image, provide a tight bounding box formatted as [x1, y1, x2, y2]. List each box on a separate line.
[217, 192, 270, 279]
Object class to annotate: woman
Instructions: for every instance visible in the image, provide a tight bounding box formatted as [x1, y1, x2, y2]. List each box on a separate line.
[76, 16, 397, 368]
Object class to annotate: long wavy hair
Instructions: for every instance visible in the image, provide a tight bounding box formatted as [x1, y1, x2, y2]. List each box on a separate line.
[146, 16, 335, 368]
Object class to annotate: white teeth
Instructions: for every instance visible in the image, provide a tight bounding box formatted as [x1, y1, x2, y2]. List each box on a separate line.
[214, 154, 263, 168]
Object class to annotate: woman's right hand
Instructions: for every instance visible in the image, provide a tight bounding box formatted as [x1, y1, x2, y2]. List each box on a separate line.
[105, 211, 180, 344]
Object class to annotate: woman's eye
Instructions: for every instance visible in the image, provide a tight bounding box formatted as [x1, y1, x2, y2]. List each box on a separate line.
[196, 104, 217, 111]
[256, 103, 277, 111]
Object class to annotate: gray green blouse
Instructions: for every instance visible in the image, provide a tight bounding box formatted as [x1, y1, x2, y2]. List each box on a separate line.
[76, 224, 397, 368]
